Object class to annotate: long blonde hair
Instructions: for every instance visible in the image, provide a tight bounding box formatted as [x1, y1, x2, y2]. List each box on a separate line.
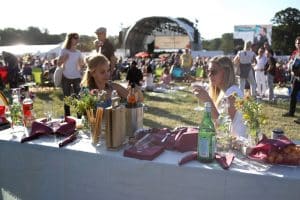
[209, 56, 236, 104]
[81, 54, 110, 89]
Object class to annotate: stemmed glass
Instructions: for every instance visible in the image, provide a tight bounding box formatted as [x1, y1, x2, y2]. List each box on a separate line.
[43, 101, 53, 122]
[191, 81, 208, 111]
[43, 101, 57, 144]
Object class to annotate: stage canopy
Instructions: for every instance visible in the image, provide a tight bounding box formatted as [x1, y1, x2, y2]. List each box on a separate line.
[122, 16, 202, 56]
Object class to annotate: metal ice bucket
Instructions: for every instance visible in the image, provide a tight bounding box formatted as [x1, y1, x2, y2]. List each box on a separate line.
[125, 105, 144, 137]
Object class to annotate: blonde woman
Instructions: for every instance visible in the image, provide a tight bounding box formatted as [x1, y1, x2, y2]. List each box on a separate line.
[234, 41, 257, 97]
[81, 54, 128, 100]
[58, 33, 84, 116]
[192, 56, 247, 138]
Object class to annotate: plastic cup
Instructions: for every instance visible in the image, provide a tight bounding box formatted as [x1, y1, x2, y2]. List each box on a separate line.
[0, 105, 5, 116]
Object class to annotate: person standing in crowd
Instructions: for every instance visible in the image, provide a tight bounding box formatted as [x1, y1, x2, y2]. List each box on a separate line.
[180, 48, 193, 83]
[254, 47, 268, 98]
[81, 54, 128, 99]
[264, 48, 276, 102]
[283, 36, 300, 124]
[234, 41, 257, 97]
[192, 56, 247, 138]
[58, 33, 84, 116]
[126, 60, 144, 102]
[94, 27, 116, 79]
[126, 60, 143, 87]
[2, 51, 19, 88]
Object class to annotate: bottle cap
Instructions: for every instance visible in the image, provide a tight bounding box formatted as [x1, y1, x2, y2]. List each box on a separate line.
[204, 102, 211, 108]
[272, 128, 284, 134]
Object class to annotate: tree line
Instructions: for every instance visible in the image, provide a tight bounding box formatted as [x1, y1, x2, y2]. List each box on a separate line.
[0, 7, 299, 55]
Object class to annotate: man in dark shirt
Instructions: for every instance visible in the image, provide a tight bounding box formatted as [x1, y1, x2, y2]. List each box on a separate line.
[283, 36, 300, 124]
[264, 48, 276, 102]
[126, 61, 143, 86]
[94, 27, 116, 79]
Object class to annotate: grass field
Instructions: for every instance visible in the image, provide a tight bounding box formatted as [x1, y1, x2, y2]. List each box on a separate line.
[31, 83, 300, 140]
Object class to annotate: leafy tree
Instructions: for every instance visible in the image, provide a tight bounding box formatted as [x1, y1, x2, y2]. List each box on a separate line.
[78, 35, 96, 52]
[220, 33, 234, 54]
[271, 7, 300, 54]
[202, 38, 221, 51]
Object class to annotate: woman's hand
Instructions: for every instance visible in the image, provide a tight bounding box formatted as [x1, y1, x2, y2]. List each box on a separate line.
[192, 85, 211, 104]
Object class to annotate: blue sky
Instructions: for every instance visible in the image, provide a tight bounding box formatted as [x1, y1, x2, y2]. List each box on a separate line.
[0, 0, 299, 40]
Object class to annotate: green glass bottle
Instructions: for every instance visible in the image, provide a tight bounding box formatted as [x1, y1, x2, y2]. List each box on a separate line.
[198, 102, 216, 163]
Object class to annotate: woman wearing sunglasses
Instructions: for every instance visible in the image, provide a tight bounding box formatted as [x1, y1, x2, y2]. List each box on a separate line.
[58, 33, 84, 116]
[192, 56, 247, 138]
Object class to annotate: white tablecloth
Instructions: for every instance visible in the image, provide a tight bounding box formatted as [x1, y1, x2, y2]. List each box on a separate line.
[0, 127, 300, 200]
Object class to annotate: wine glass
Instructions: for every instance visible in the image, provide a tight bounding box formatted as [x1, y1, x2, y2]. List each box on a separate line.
[191, 81, 208, 111]
[43, 101, 53, 121]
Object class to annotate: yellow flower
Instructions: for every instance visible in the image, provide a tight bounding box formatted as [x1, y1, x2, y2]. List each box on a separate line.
[234, 95, 267, 137]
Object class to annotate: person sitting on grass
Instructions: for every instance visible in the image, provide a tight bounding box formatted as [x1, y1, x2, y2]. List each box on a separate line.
[159, 67, 172, 88]
[142, 64, 155, 91]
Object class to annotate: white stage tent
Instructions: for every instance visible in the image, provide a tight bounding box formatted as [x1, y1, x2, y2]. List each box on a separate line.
[0, 43, 62, 57]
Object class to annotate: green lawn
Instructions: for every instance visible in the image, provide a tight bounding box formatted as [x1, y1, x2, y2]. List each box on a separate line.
[31, 84, 300, 140]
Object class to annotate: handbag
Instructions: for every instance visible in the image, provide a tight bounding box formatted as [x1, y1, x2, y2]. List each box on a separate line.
[53, 66, 63, 87]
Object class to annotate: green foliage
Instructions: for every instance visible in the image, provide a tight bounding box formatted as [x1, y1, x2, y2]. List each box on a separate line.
[64, 89, 109, 115]
[0, 27, 65, 45]
[234, 96, 267, 131]
[220, 33, 234, 54]
[271, 7, 300, 54]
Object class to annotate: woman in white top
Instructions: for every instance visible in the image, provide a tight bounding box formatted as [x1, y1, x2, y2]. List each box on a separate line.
[58, 33, 84, 116]
[254, 47, 268, 98]
[234, 41, 257, 97]
[142, 65, 155, 91]
[192, 56, 247, 138]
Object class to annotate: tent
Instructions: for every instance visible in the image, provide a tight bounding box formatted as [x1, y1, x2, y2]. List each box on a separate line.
[0, 43, 62, 57]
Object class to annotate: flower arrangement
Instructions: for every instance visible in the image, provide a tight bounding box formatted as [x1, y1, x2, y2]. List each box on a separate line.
[64, 88, 107, 115]
[234, 94, 267, 144]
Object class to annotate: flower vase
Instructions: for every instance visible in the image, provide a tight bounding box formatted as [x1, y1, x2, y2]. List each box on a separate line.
[247, 128, 262, 147]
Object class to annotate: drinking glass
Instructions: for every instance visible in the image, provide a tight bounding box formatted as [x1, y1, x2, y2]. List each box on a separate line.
[191, 81, 208, 111]
[9, 106, 25, 138]
[43, 101, 53, 121]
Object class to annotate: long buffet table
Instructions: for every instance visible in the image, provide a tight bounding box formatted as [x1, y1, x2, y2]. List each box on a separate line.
[0, 127, 300, 200]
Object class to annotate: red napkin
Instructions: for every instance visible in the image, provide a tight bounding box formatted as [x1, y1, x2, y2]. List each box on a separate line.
[123, 145, 164, 161]
[21, 117, 76, 143]
[134, 127, 198, 152]
[215, 153, 235, 169]
[146, 128, 177, 150]
[248, 134, 297, 165]
[59, 132, 77, 148]
[178, 151, 235, 170]
[174, 127, 198, 152]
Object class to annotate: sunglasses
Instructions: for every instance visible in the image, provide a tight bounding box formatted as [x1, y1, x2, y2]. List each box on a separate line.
[208, 69, 219, 76]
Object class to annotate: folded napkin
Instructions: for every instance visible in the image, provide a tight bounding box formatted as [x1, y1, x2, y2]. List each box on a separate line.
[21, 117, 76, 143]
[145, 128, 176, 150]
[123, 145, 164, 161]
[59, 132, 77, 148]
[134, 127, 198, 152]
[248, 134, 298, 165]
[174, 127, 198, 152]
[178, 151, 235, 170]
